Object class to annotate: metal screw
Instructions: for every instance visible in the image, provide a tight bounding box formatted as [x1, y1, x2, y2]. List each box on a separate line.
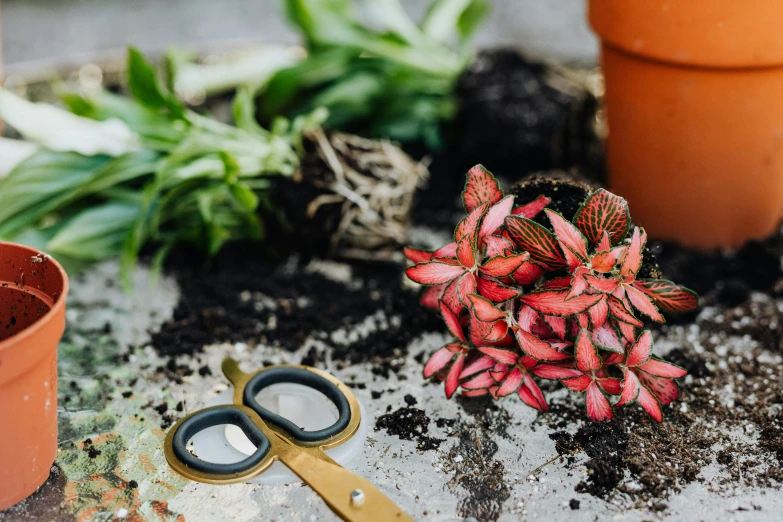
[350, 489, 365, 507]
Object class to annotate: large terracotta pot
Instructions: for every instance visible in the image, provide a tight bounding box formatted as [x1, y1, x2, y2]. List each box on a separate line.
[590, 0, 783, 248]
[0, 242, 68, 511]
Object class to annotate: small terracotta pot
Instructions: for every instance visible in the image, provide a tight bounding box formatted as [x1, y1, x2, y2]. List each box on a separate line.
[0, 242, 68, 511]
[590, 0, 783, 248]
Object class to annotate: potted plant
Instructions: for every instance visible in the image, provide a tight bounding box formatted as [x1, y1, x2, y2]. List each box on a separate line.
[0, 242, 69, 510]
[590, 0, 783, 248]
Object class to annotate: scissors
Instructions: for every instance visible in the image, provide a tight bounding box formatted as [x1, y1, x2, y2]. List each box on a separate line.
[164, 358, 414, 522]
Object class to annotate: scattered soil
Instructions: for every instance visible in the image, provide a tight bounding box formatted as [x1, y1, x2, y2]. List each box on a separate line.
[375, 406, 443, 452]
[154, 248, 442, 376]
[0, 465, 70, 522]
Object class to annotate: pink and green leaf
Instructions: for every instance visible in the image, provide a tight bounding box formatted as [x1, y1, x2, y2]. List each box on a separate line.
[585, 381, 614, 421]
[476, 276, 519, 302]
[575, 329, 602, 372]
[463, 164, 503, 212]
[519, 290, 602, 317]
[620, 227, 646, 278]
[479, 253, 529, 277]
[445, 354, 466, 398]
[625, 284, 665, 323]
[406, 261, 466, 285]
[632, 279, 699, 314]
[512, 195, 550, 218]
[637, 371, 680, 405]
[591, 325, 624, 353]
[404, 247, 433, 263]
[513, 262, 545, 286]
[505, 216, 567, 270]
[636, 384, 663, 422]
[439, 301, 467, 343]
[615, 369, 641, 407]
[573, 188, 631, 245]
[546, 209, 589, 260]
[638, 357, 687, 379]
[515, 328, 571, 361]
[626, 330, 653, 367]
[479, 195, 514, 239]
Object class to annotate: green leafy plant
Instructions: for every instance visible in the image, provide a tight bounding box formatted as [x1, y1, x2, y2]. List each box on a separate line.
[0, 47, 324, 283]
[257, 0, 488, 149]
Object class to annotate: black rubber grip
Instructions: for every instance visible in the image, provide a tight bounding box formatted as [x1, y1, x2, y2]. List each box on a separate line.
[243, 367, 351, 443]
[172, 406, 271, 475]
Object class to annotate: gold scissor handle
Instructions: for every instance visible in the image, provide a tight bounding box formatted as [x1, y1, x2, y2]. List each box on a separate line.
[275, 442, 415, 522]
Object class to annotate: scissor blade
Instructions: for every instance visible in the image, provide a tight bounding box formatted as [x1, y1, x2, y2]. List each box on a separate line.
[277, 447, 414, 522]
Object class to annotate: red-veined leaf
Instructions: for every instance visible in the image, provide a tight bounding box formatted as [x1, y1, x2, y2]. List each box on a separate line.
[546, 209, 588, 260]
[598, 378, 622, 395]
[456, 236, 475, 267]
[632, 279, 699, 314]
[420, 284, 446, 310]
[512, 195, 550, 218]
[638, 357, 687, 378]
[618, 322, 636, 344]
[462, 388, 490, 397]
[532, 364, 582, 379]
[607, 295, 643, 326]
[591, 325, 624, 353]
[496, 368, 523, 396]
[517, 305, 538, 332]
[439, 301, 466, 343]
[463, 164, 503, 212]
[616, 369, 641, 407]
[461, 370, 497, 390]
[455, 202, 489, 245]
[404, 247, 432, 263]
[586, 381, 614, 421]
[596, 230, 611, 252]
[541, 277, 572, 289]
[406, 261, 466, 285]
[591, 246, 626, 273]
[441, 273, 476, 315]
[478, 347, 519, 365]
[505, 216, 567, 270]
[424, 346, 458, 378]
[479, 195, 514, 239]
[520, 290, 602, 317]
[566, 271, 588, 300]
[479, 253, 529, 277]
[625, 284, 665, 323]
[562, 242, 583, 272]
[576, 313, 589, 329]
[544, 316, 567, 340]
[584, 274, 620, 294]
[604, 352, 625, 365]
[573, 188, 631, 245]
[515, 328, 570, 361]
[476, 276, 519, 302]
[445, 354, 466, 398]
[483, 321, 510, 342]
[637, 372, 680, 405]
[626, 330, 652, 367]
[460, 355, 495, 379]
[620, 227, 646, 278]
[484, 235, 514, 258]
[513, 262, 545, 286]
[469, 313, 512, 347]
[562, 375, 592, 392]
[575, 329, 602, 372]
[467, 294, 507, 322]
[588, 297, 609, 329]
[637, 384, 663, 422]
[522, 373, 548, 411]
[434, 242, 457, 258]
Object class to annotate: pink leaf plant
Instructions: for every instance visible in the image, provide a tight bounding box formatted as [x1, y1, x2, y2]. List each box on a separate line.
[405, 165, 698, 421]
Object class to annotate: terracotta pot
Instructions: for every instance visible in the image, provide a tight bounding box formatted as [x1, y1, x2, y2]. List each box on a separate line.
[590, 0, 783, 248]
[0, 242, 68, 511]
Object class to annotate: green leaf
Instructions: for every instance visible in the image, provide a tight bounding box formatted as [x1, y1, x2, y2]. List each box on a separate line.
[422, 0, 489, 43]
[127, 47, 184, 117]
[47, 201, 140, 260]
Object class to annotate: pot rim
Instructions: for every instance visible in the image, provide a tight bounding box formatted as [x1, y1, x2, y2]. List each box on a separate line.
[589, 0, 783, 68]
[0, 241, 69, 354]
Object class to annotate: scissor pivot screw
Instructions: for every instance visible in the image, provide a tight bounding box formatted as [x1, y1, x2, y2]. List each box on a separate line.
[350, 489, 365, 507]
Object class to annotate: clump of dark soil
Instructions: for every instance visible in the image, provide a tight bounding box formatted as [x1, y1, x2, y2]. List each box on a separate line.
[453, 50, 602, 182]
[375, 406, 443, 452]
[153, 249, 442, 374]
[0, 465, 68, 522]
